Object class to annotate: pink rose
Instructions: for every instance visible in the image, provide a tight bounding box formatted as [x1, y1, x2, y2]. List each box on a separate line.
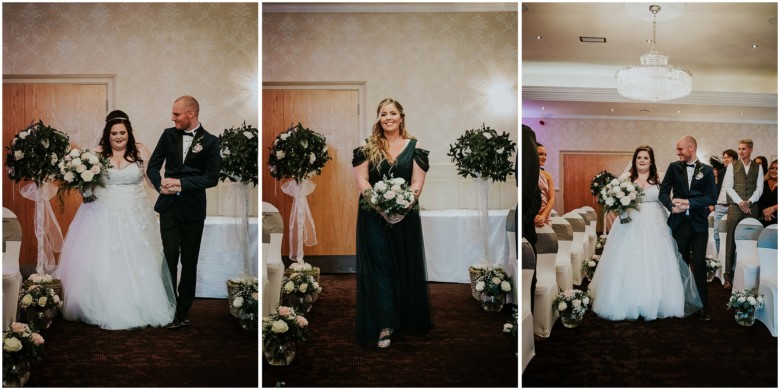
[10, 322, 27, 334]
[277, 306, 293, 318]
[295, 316, 308, 328]
[90, 165, 101, 174]
[31, 333, 44, 346]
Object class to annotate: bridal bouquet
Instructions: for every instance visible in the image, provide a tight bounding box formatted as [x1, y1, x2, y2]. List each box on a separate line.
[5, 120, 70, 185]
[218, 121, 258, 185]
[267, 123, 331, 183]
[447, 123, 516, 182]
[590, 170, 617, 199]
[582, 254, 600, 281]
[553, 289, 590, 328]
[281, 272, 322, 314]
[3, 322, 44, 386]
[55, 148, 111, 203]
[359, 175, 417, 218]
[599, 178, 644, 224]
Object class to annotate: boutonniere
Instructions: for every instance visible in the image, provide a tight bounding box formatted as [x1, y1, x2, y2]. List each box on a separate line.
[191, 139, 203, 154]
[695, 171, 704, 180]
[693, 163, 703, 180]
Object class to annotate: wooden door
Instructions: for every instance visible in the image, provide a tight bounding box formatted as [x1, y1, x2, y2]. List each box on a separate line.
[3, 83, 107, 274]
[561, 151, 633, 233]
[262, 89, 360, 256]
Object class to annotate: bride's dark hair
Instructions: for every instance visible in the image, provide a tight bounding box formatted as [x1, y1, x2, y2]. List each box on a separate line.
[99, 110, 142, 165]
[630, 145, 660, 185]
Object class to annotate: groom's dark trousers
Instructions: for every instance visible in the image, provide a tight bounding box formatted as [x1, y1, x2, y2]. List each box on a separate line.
[160, 201, 205, 317]
[671, 218, 709, 306]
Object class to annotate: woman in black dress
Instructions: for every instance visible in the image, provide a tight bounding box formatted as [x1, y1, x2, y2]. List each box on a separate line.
[352, 98, 432, 348]
[758, 159, 778, 227]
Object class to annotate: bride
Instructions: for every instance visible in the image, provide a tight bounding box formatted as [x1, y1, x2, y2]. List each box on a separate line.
[588, 145, 702, 321]
[54, 110, 176, 330]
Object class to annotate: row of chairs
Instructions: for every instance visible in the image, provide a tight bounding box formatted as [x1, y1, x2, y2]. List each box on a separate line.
[532, 207, 598, 338]
[2, 208, 23, 327]
[262, 202, 285, 317]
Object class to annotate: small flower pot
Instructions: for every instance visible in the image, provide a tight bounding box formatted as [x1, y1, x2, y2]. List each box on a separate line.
[480, 293, 505, 312]
[264, 340, 296, 366]
[561, 312, 584, 328]
[734, 308, 756, 327]
[3, 361, 30, 387]
[24, 306, 58, 332]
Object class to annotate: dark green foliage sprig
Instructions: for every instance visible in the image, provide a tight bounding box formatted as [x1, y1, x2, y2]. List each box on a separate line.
[218, 121, 258, 186]
[447, 123, 516, 182]
[267, 123, 331, 183]
[5, 120, 70, 185]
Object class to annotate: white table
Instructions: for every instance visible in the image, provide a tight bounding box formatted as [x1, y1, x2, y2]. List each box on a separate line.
[193, 216, 259, 298]
[420, 209, 511, 283]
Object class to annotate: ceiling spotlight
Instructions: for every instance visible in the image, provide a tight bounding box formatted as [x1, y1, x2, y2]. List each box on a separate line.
[536, 35, 543, 40]
[752, 43, 758, 48]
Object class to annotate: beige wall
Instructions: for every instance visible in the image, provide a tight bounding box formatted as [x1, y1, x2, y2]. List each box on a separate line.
[263, 10, 519, 209]
[522, 117, 778, 211]
[3, 2, 259, 215]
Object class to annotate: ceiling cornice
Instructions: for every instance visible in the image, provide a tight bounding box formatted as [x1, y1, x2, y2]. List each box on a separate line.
[262, 2, 518, 13]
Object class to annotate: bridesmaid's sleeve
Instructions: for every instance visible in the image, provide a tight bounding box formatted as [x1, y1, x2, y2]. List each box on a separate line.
[414, 148, 430, 172]
[352, 147, 367, 167]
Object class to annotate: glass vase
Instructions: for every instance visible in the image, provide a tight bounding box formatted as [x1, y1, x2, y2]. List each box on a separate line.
[283, 293, 313, 314]
[239, 313, 258, 331]
[561, 312, 584, 328]
[3, 361, 31, 387]
[263, 340, 296, 366]
[24, 306, 57, 332]
[480, 293, 505, 312]
[734, 308, 756, 326]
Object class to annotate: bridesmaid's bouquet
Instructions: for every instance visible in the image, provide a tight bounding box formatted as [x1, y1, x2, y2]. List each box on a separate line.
[599, 178, 644, 224]
[359, 175, 417, 217]
[54, 148, 110, 203]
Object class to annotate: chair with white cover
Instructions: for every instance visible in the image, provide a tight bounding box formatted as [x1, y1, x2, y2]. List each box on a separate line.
[506, 209, 518, 305]
[550, 209, 559, 218]
[756, 224, 777, 337]
[2, 208, 23, 327]
[262, 202, 285, 316]
[520, 239, 536, 372]
[707, 211, 717, 259]
[548, 217, 574, 292]
[562, 212, 587, 285]
[575, 208, 596, 258]
[715, 215, 728, 284]
[531, 232, 559, 338]
[732, 218, 764, 292]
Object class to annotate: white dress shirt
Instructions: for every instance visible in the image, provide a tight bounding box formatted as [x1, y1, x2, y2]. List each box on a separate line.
[723, 159, 764, 204]
[182, 123, 202, 161]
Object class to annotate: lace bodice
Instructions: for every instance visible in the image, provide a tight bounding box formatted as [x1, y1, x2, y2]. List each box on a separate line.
[106, 163, 143, 186]
[641, 185, 660, 203]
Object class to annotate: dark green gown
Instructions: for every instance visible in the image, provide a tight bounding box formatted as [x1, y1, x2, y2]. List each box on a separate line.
[352, 139, 433, 344]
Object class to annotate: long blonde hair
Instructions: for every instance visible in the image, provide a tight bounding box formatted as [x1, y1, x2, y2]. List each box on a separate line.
[362, 98, 413, 168]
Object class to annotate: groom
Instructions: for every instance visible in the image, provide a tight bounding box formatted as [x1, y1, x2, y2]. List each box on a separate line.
[147, 96, 221, 328]
[659, 135, 717, 321]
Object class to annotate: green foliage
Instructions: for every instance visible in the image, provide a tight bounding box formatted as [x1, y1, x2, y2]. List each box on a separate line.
[5, 120, 70, 185]
[267, 123, 331, 183]
[447, 123, 516, 182]
[219, 121, 258, 186]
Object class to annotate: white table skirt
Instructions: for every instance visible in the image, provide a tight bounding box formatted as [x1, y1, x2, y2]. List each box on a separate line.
[193, 216, 259, 298]
[420, 209, 511, 283]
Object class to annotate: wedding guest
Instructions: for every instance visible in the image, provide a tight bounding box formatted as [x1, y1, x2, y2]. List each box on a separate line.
[754, 156, 768, 177]
[534, 143, 555, 227]
[712, 149, 737, 254]
[722, 139, 763, 289]
[758, 159, 778, 227]
[352, 98, 431, 348]
[521, 125, 541, 312]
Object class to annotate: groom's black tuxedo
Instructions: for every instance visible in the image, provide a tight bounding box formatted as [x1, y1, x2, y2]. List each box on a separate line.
[659, 160, 717, 308]
[147, 126, 221, 322]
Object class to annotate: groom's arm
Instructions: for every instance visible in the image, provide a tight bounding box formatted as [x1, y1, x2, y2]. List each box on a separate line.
[147, 131, 167, 193]
[180, 135, 221, 191]
[658, 164, 675, 212]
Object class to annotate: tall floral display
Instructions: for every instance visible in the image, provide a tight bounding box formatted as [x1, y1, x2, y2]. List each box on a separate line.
[448, 124, 515, 301]
[267, 123, 331, 265]
[4, 120, 70, 275]
[219, 122, 259, 322]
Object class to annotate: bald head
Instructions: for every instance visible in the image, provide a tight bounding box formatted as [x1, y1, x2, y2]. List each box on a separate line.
[675, 135, 698, 163]
[175, 96, 200, 116]
[171, 96, 200, 131]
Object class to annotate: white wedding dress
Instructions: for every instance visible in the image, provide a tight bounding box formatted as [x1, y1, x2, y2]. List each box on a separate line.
[588, 184, 702, 321]
[54, 163, 176, 329]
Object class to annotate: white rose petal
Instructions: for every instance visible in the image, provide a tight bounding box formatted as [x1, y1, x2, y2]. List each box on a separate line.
[63, 172, 75, 182]
[500, 281, 512, 292]
[620, 196, 631, 206]
[243, 131, 254, 139]
[280, 133, 290, 140]
[276, 150, 285, 159]
[309, 153, 316, 164]
[3, 337, 22, 352]
[475, 281, 485, 292]
[80, 170, 95, 182]
[14, 150, 24, 160]
[41, 139, 49, 149]
[233, 296, 244, 307]
[271, 319, 289, 334]
[558, 301, 568, 311]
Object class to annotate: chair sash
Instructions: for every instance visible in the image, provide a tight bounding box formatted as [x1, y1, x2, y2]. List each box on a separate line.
[575, 209, 592, 225]
[521, 238, 535, 270]
[562, 213, 586, 233]
[535, 224, 558, 254]
[261, 212, 284, 244]
[506, 209, 517, 233]
[735, 218, 764, 241]
[550, 217, 573, 241]
[2, 217, 22, 253]
[758, 225, 778, 249]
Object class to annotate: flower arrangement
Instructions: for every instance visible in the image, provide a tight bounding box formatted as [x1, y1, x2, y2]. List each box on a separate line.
[262, 306, 309, 345]
[590, 170, 617, 199]
[3, 322, 44, 384]
[231, 277, 258, 330]
[4, 120, 70, 185]
[19, 281, 63, 331]
[582, 254, 600, 281]
[218, 121, 258, 185]
[553, 289, 590, 327]
[359, 175, 417, 217]
[54, 148, 110, 203]
[594, 234, 608, 255]
[281, 271, 322, 313]
[727, 288, 764, 313]
[474, 265, 512, 297]
[598, 177, 645, 224]
[705, 255, 721, 274]
[503, 307, 518, 338]
[267, 123, 331, 183]
[447, 123, 516, 182]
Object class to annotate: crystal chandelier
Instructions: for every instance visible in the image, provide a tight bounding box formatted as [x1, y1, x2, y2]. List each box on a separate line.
[616, 4, 692, 102]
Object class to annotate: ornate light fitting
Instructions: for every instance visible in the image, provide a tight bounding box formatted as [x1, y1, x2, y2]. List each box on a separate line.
[616, 4, 692, 102]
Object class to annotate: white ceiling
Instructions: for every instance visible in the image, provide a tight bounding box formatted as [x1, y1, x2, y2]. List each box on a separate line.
[522, 2, 778, 124]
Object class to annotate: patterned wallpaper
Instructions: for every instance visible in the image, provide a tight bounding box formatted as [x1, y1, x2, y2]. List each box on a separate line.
[522, 117, 778, 190]
[263, 10, 519, 165]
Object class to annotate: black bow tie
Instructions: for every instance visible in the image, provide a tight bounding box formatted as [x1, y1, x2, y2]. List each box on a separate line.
[182, 131, 195, 137]
[685, 163, 696, 168]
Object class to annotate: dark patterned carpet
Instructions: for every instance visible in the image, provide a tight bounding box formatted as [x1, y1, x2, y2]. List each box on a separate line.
[261, 274, 519, 387]
[19, 299, 258, 387]
[522, 278, 778, 387]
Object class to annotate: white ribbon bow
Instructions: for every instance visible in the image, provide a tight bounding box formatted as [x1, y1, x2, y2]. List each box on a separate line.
[20, 182, 63, 275]
[281, 178, 318, 263]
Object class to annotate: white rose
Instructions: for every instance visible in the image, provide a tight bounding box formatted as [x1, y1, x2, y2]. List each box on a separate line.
[747, 296, 757, 306]
[500, 281, 511, 292]
[243, 131, 254, 139]
[299, 283, 308, 293]
[301, 140, 308, 149]
[383, 191, 396, 200]
[81, 152, 92, 160]
[463, 147, 471, 156]
[3, 337, 22, 352]
[283, 281, 295, 293]
[19, 131, 28, 139]
[620, 196, 631, 206]
[624, 183, 635, 192]
[475, 281, 485, 292]
[610, 178, 619, 186]
[20, 294, 33, 308]
[391, 184, 402, 192]
[629, 192, 637, 200]
[41, 139, 49, 149]
[233, 296, 244, 307]
[221, 148, 230, 157]
[14, 150, 24, 160]
[483, 131, 493, 139]
[88, 155, 99, 165]
[90, 165, 101, 174]
[503, 323, 513, 333]
[558, 301, 568, 311]
[614, 190, 625, 198]
[279, 133, 290, 140]
[374, 181, 387, 191]
[605, 197, 615, 206]
[38, 296, 48, 307]
[69, 149, 80, 157]
[588, 261, 597, 267]
[271, 319, 289, 334]
[496, 147, 504, 154]
[582, 297, 590, 306]
[42, 275, 52, 282]
[737, 296, 746, 303]
[53, 295, 60, 304]
[276, 150, 285, 159]
[63, 172, 75, 182]
[370, 196, 379, 204]
[391, 178, 405, 185]
[396, 196, 407, 206]
[80, 170, 95, 182]
[573, 299, 582, 308]
[302, 263, 312, 270]
[322, 145, 328, 153]
[757, 296, 764, 303]
[71, 157, 82, 167]
[312, 282, 320, 291]
[309, 153, 316, 164]
[492, 277, 501, 285]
